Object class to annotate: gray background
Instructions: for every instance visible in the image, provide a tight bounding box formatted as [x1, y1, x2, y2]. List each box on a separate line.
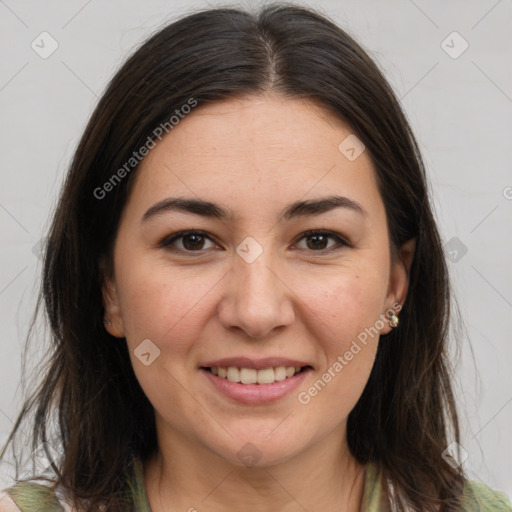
[1, 0, 511, 498]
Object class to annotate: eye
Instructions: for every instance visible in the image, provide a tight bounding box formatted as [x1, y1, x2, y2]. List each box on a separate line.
[159, 229, 350, 255]
[293, 229, 349, 252]
[159, 230, 218, 253]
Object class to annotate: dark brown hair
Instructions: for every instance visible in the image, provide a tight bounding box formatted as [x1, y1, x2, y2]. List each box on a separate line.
[1, 3, 466, 510]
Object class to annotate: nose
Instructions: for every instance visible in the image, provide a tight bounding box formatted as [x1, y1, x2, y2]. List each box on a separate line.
[218, 245, 295, 339]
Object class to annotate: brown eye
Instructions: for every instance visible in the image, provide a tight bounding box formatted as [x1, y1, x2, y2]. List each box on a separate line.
[294, 230, 349, 252]
[160, 230, 217, 253]
[181, 234, 207, 250]
[159, 229, 350, 255]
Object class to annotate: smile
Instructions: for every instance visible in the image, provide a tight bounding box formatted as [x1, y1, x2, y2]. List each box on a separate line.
[200, 365, 313, 404]
[205, 366, 310, 385]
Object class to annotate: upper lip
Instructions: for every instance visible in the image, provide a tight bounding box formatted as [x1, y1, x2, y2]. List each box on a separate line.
[200, 357, 313, 370]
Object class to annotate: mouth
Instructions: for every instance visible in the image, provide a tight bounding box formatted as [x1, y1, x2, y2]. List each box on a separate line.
[200, 365, 313, 385]
[199, 356, 314, 404]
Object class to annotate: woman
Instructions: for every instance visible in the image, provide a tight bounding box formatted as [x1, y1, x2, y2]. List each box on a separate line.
[1, 3, 510, 511]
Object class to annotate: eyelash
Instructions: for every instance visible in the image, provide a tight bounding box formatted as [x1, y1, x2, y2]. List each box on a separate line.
[158, 229, 351, 255]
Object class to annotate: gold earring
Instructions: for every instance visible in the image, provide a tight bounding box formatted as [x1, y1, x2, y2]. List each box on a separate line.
[389, 314, 399, 328]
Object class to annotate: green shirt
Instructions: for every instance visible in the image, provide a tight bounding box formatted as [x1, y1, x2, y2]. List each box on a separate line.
[4, 457, 512, 511]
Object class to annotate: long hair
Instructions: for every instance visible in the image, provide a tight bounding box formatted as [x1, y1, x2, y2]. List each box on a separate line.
[1, 4, 465, 510]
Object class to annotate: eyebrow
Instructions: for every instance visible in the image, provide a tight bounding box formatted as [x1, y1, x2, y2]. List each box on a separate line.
[141, 194, 366, 223]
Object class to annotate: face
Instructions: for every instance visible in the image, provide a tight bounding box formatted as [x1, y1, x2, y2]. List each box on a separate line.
[103, 93, 413, 468]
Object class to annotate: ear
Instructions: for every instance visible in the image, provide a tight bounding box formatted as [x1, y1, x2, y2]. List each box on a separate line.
[380, 238, 416, 335]
[101, 276, 125, 338]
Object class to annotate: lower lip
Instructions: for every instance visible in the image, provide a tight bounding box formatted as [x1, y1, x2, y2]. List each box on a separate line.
[201, 368, 311, 405]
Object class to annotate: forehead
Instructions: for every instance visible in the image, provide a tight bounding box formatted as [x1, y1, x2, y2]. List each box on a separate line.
[149, 94, 362, 166]
[126, 94, 382, 222]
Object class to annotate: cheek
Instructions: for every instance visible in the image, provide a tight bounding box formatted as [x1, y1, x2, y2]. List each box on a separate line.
[292, 266, 387, 414]
[115, 257, 217, 356]
[302, 265, 389, 346]
[115, 263, 220, 416]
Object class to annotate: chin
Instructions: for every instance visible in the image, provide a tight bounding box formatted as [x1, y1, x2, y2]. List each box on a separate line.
[212, 430, 308, 468]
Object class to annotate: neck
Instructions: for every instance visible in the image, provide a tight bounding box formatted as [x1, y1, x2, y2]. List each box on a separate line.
[144, 425, 366, 512]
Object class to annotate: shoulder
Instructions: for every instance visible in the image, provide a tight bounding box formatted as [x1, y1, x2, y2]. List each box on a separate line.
[0, 490, 22, 512]
[364, 462, 512, 512]
[0, 482, 71, 512]
[462, 479, 512, 511]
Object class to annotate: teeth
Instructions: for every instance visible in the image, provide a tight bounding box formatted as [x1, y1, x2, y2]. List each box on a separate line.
[256, 368, 275, 384]
[226, 367, 240, 382]
[274, 367, 287, 381]
[240, 368, 257, 384]
[209, 366, 304, 384]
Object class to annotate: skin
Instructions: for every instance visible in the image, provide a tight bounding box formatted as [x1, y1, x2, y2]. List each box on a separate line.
[103, 93, 415, 512]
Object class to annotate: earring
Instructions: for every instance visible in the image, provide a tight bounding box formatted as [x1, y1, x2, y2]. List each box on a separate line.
[104, 318, 112, 327]
[389, 314, 399, 328]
